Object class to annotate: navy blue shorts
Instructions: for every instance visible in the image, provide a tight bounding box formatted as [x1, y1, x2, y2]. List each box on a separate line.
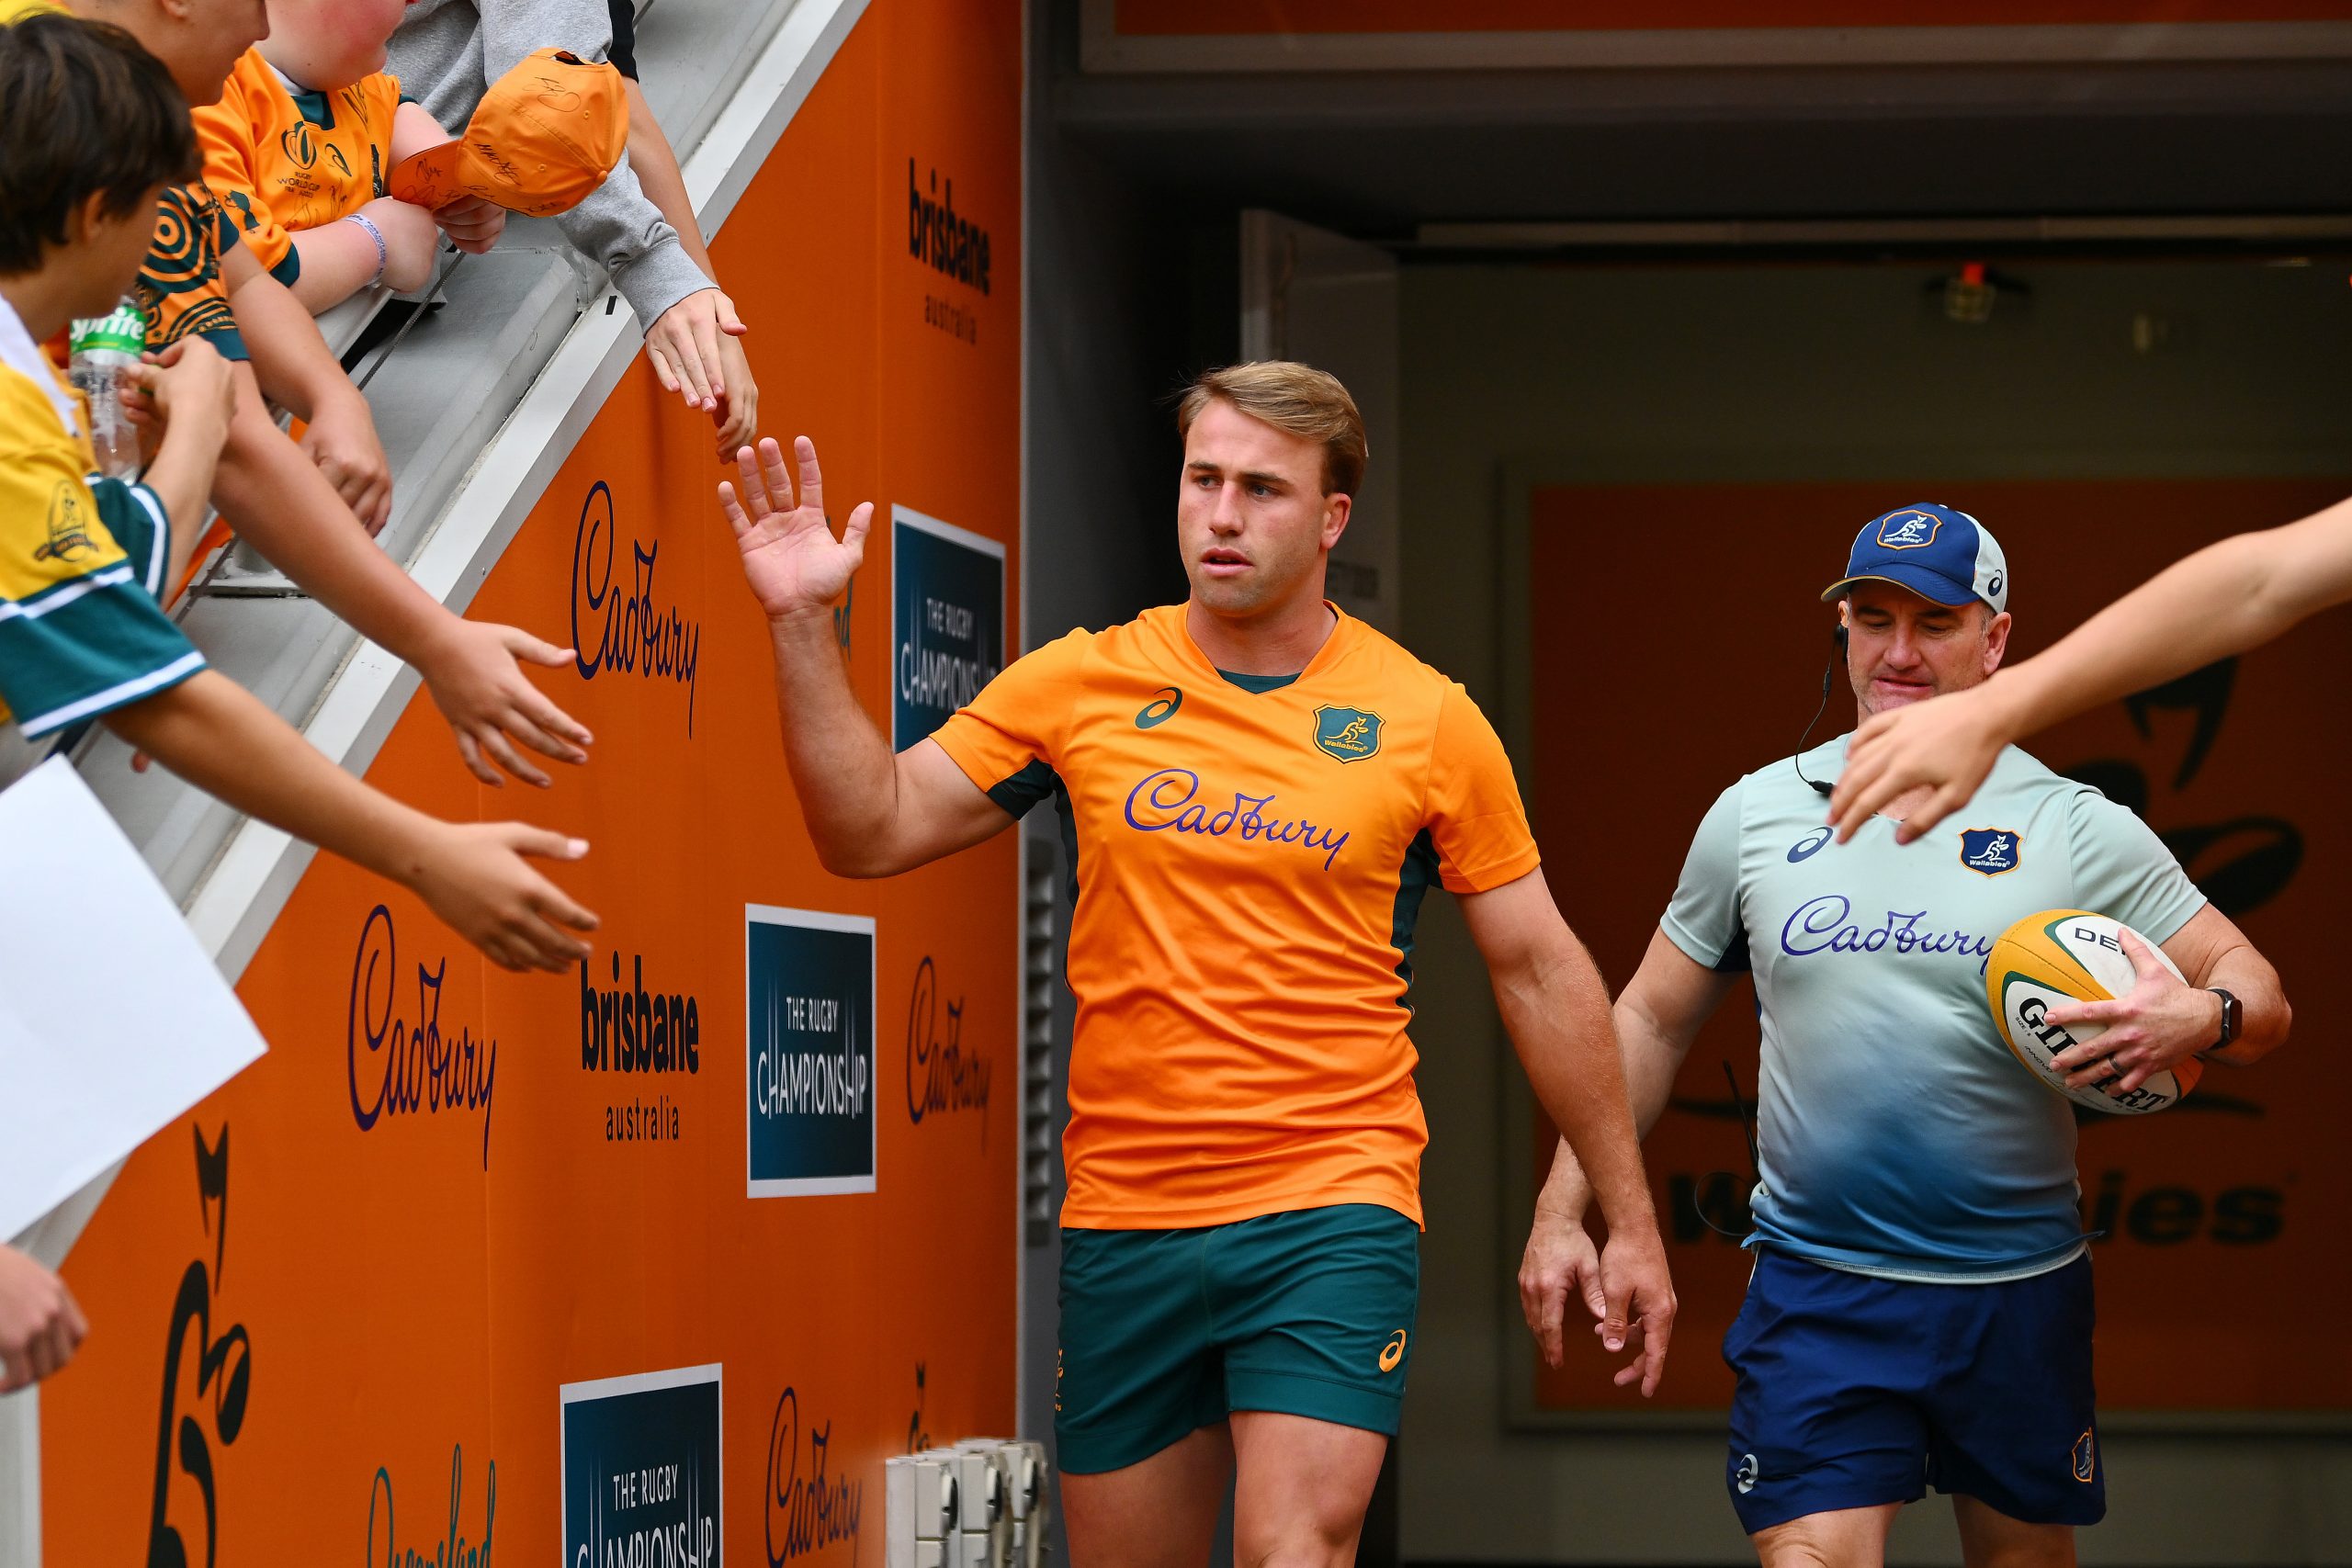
[1724, 1249, 2103, 1535]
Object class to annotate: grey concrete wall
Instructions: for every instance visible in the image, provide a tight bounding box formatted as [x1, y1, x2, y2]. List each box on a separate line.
[1394, 257, 2352, 1565]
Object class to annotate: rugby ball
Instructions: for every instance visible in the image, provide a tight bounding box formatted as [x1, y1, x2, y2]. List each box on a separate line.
[1985, 909, 2202, 1115]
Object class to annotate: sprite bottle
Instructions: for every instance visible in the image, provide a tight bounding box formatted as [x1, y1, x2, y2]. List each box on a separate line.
[67, 299, 145, 479]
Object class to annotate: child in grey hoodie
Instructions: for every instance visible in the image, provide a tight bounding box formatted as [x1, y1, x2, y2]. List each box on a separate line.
[390, 0, 757, 457]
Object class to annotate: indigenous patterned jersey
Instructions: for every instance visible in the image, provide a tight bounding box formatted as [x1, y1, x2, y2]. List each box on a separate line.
[196, 51, 402, 286]
[136, 179, 246, 359]
[933, 604, 1540, 1230]
[0, 300, 202, 739]
[3, 0, 250, 358]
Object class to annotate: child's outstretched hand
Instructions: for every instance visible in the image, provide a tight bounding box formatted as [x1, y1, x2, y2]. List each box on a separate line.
[405, 819, 598, 973]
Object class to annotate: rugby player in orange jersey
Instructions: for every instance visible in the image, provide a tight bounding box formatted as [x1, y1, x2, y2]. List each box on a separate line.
[718, 362, 1674, 1568]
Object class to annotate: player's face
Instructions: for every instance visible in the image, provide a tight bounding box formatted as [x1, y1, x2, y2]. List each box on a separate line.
[1843, 581, 2012, 716]
[1176, 399, 1351, 620]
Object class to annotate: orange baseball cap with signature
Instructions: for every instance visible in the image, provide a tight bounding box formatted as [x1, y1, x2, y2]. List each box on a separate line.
[390, 48, 627, 217]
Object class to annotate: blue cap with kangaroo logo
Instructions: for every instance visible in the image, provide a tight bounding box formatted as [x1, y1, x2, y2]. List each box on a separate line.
[1820, 503, 2008, 614]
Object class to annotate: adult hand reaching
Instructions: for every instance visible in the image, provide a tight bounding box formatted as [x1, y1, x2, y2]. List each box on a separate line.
[718, 436, 874, 620]
[1829, 681, 2017, 845]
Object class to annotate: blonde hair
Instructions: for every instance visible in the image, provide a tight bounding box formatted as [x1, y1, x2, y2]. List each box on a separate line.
[1175, 361, 1367, 498]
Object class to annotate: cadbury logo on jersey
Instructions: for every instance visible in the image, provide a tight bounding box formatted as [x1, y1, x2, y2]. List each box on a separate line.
[1960, 827, 2022, 876]
[1123, 768, 1351, 870]
[1780, 895, 1993, 964]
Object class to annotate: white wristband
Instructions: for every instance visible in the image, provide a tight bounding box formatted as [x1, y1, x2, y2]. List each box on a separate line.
[342, 211, 388, 286]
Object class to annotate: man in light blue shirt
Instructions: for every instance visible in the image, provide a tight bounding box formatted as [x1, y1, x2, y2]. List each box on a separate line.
[1521, 505, 2290, 1568]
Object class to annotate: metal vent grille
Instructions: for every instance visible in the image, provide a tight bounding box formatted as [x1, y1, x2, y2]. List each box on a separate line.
[1020, 840, 1060, 1247]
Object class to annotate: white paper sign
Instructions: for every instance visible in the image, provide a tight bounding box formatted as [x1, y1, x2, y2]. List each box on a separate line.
[0, 758, 266, 1243]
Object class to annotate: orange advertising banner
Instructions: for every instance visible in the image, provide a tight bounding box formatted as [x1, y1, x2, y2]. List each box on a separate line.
[40, 0, 1025, 1557]
[1523, 478, 2352, 1416]
[1114, 1, 2352, 34]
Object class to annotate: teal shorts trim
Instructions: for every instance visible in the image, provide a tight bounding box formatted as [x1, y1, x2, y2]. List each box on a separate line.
[1054, 1203, 1419, 1475]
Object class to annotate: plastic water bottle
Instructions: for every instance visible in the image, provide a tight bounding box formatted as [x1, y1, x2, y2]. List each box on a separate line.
[66, 300, 145, 479]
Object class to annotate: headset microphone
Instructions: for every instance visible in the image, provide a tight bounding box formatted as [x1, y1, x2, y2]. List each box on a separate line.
[1792, 626, 1845, 797]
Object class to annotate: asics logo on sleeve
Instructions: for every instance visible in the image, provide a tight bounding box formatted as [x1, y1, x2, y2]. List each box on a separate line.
[1378, 1331, 1408, 1372]
[1136, 686, 1182, 728]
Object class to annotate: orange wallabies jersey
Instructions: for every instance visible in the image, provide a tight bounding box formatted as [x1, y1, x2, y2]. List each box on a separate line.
[933, 604, 1540, 1231]
[195, 50, 402, 285]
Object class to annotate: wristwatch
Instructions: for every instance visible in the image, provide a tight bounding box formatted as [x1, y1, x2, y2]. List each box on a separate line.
[2201, 987, 2242, 1056]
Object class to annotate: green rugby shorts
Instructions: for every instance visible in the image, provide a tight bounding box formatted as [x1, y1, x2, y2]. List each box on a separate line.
[1054, 1203, 1420, 1475]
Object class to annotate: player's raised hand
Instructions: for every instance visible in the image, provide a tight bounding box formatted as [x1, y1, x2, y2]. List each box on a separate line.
[1829, 682, 2014, 844]
[719, 436, 874, 619]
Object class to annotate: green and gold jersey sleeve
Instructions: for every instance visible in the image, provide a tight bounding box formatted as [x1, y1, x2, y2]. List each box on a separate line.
[0, 374, 204, 738]
[1424, 682, 1541, 894]
[931, 629, 1092, 818]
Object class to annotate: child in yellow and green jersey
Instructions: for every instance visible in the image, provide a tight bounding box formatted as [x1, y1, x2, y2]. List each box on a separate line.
[0, 11, 596, 971]
[195, 0, 482, 312]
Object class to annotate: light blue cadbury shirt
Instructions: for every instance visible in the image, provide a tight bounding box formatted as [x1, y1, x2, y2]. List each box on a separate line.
[1664, 735, 2207, 1282]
